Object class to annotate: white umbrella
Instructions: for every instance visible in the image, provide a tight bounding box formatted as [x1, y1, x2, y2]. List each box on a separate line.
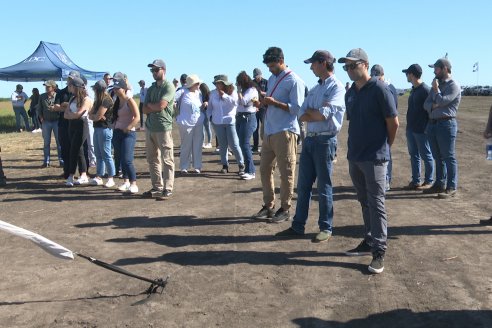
[0, 219, 74, 260]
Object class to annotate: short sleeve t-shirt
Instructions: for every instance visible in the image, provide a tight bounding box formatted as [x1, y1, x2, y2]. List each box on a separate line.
[144, 80, 176, 132]
[93, 95, 114, 129]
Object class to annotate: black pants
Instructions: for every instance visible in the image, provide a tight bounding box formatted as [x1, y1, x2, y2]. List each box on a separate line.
[0, 147, 5, 179]
[139, 102, 144, 127]
[68, 119, 87, 175]
[58, 118, 71, 178]
[253, 108, 265, 150]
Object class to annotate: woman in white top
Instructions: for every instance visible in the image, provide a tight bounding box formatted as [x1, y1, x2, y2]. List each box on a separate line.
[176, 74, 205, 173]
[63, 77, 92, 186]
[235, 71, 259, 180]
[207, 74, 244, 174]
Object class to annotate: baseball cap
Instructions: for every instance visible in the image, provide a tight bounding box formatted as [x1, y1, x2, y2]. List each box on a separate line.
[112, 78, 128, 89]
[43, 80, 57, 88]
[91, 80, 107, 92]
[370, 64, 384, 77]
[70, 76, 85, 88]
[429, 58, 452, 70]
[338, 48, 369, 63]
[68, 70, 80, 79]
[148, 59, 166, 69]
[402, 64, 422, 76]
[112, 72, 127, 80]
[304, 50, 335, 64]
[253, 68, 262, 78]
[180, 74, 188, 82]
[138, 80, 145, 85]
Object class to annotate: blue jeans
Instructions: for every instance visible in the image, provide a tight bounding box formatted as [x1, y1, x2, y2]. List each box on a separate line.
[13, 107, 30, 131]
[406, 129, 434, 185]
[292, 135, 336, 234]
[425, 119, 458, 189]
[236, 113, 257, 174]
[112, 129, 137, 182]
[93, 127, 115, 177]
[41, 120, 61, 164]
[348, 160, 388, 254]
[203, 114, 212, 144]
[213, 123, 244, 167]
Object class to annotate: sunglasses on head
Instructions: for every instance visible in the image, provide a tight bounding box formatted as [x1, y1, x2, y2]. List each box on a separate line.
[343, 62, 364, 71]
[150, 67, 161, 73]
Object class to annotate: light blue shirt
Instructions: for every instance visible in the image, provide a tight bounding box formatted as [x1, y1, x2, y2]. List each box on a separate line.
[423, 77, 461, 119]
[300, 75, 346, 135]
[264, 70, 304, 136]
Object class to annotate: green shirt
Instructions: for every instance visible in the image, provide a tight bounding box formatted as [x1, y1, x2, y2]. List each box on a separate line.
[144, 79, 176, 132]
[38, 92, 59, 122]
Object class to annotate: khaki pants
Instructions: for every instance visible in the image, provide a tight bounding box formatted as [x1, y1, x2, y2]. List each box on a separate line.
[146, 130, 174, 191]
[260, 131, 297, 210]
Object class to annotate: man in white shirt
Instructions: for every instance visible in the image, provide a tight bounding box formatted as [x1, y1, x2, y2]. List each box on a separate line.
[11, 84, 31, 132]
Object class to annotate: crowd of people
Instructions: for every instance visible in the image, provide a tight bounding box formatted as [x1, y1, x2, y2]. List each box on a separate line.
[1, 46, 491, 273]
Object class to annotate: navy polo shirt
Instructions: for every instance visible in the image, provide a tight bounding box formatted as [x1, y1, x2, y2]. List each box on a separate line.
[406, 82, 430, 133]
[345, 78, 398, 161]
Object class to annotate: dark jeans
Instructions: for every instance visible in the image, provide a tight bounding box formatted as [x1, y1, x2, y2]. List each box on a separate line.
[253, 108, 265, 150]
[0, 149, 5, 179]
[68, 119, 87, 175]
[236, 112, 257, 174]
[112, 129, 137, 182]
[138, 102, 144, 127]
[58, 118, 71, 178]
[292, 135, 336, 234]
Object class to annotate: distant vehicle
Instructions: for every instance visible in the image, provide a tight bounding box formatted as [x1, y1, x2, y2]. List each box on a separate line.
[480, 86, 491, 96]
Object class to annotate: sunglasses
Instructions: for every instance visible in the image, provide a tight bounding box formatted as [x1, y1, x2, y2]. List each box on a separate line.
[342, 62, 363, 71]
[150, 67, 161, 73]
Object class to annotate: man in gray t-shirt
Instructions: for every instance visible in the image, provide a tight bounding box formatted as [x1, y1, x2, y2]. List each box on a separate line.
[11, 84, 31, 132]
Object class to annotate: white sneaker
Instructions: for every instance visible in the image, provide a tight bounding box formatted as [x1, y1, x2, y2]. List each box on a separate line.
[193, 168, 201, 173]
[181, 169, 188, 174]
[117, 182, 130, 192]
[104, 179, 115, 188]
[74, 176, 89, 185]
[203, 143, 212, 149]
[89, 177, 103, 186]
[128, 184, 139, 194]
[241, 173, 255, 180]
[65, 176, 74, 187]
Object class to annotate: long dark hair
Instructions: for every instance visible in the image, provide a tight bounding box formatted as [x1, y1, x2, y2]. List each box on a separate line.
[236, 71, 255, 91]
[200, 83, 211, 102]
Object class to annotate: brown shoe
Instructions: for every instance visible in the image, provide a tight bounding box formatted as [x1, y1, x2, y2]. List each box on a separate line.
[403, 182, 422, 190]
[417, 182, 433, 190]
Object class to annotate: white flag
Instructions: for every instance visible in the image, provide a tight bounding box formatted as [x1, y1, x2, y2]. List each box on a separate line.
[473, 62, 479, 72]
[0, 220, 74, 260]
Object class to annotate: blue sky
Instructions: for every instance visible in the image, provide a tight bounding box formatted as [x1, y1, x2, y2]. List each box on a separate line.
[0, 0, 488, 98]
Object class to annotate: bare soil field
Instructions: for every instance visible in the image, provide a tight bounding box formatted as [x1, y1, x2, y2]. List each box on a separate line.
[0, 96, 490, 327]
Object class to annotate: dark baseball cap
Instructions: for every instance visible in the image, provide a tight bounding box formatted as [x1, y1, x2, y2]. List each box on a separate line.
[402, 64, 422, 76]
[429, 58, 452, 70]
[69, 76, 85, 88]
[148, 59, 166, 69]
[304, 50, 335, 64]
[91, 80, 107, 92]
[112, 78, 128, 90]
[68, 70, 80, 79]
[338, 48, 369, 63]
[370, 64, 384, 77]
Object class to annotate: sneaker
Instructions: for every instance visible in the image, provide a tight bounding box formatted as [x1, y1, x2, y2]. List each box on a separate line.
[385, 182, 391, 192]
[403, 181, 422, 190]
[438, 188, 457, 199]
[65, 176, 74, 187]
[238, 164, 245, 176]
[345, 240, 372, 256]
[227, 150, 233, 156]
[203, 143, 212, 149]
[118, 182, 131, 192]
[417, 182, 433, 190]
[215, 148, 220, 153]
[74, 176, 89, 185]
[423, 184, 446, 194]
[312, 231, 332, 243]
[89, 177, 103, 186]
[220, 165, 229, 174]
[479, 217, 492, 226]
[180, 169, 188, 174]
[275, 227, 303, 237]
[270, 207, 290, 223]
[156, 190, 173, 201]
[368, 252, 385, 274]
[128, 184, 139, 194]
[104, 179, 115, 188]
[41, 162, 49, 168]
[193, 169, 201, 174]
[241, 173, 255, 180]
[252, 205, 275, 220]
[142, 188, 162, 198]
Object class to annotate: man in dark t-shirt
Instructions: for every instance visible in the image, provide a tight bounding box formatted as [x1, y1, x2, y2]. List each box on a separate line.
[339, 48, 399, 274]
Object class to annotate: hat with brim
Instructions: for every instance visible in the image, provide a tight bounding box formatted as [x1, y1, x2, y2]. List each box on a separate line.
[91, 80, 107, 92]
[43, 80, 57, 88]
[185, 74, 202, 89]
[70, 76, 85, 88]
[112, 78, 128, 90]
[428, 58, 452, 70]
[213, 74, 233, 86]
[147, 59, 166, 69]
[402, 64, 422, 76]
[68, 70, 80, 79]
[304, 50, 335, 64]
[338, 48, 369, 63]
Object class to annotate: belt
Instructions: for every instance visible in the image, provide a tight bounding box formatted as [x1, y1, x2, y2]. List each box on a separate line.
[429, 117, 455, 124]
[306, 131, 335, 137]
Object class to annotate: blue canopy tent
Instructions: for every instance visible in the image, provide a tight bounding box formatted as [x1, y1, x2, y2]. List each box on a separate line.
[0, 41, 106, 82]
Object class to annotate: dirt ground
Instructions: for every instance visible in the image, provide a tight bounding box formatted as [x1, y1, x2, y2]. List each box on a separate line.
[0, 96, 491, 328]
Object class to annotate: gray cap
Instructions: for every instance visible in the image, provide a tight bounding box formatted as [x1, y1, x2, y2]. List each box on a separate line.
[68, 70, 80, 79]
[43, 80, 57, 88]
[338, 48, 369, 63]
[253, 68, 262, 78]
[91, 80, 107, 92]
[213, 74, 233, 86]
[304, 50, 335, 64]
[112, 78, 128, 90]
[370, 64, 384, 77]
[112, 71, 127, 80]
[429, 58, 452, 70]
[148, 59, 166, 69]
[70, 76, 85, 88]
